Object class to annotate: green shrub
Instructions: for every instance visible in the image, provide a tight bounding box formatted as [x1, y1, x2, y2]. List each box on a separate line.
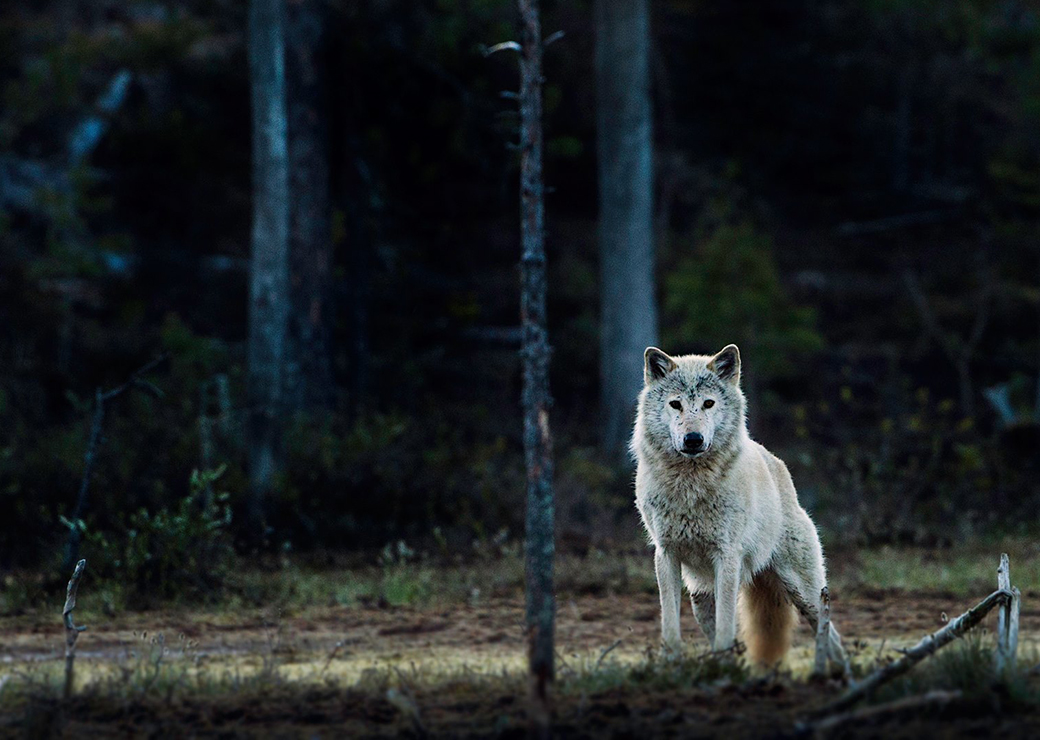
[66, 466, 233, 604]
[663, 221, 823, 379]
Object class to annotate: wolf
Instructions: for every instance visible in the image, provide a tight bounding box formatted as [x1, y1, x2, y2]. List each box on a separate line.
[631, 344, 846, 666]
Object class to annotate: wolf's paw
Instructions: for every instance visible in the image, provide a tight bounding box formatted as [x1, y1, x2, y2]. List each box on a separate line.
[660, 642, 684, 662]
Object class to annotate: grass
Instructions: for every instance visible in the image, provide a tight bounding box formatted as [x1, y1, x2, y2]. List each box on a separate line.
[1, 540, 1038, 737]
[6, 537, 1036, 625]
[834, 539, 1040, 596]
[3, 622, 1039, 738]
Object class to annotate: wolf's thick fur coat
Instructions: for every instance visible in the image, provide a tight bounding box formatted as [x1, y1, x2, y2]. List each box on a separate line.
[632, 345, 845, 665]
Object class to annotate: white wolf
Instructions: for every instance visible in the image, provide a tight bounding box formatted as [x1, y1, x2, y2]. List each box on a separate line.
[631, 344, 846, 665]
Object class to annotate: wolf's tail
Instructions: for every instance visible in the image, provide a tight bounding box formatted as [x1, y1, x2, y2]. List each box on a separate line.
[739, 572, 795, 666]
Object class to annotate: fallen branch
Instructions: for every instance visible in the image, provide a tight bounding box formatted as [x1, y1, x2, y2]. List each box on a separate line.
[801, 690, 961, 737]
[63, 559, 88, 699]
[809, 588, 1010, 717]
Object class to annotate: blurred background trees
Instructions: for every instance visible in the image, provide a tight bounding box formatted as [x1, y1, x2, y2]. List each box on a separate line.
[595, 0, 657, 456]
[2, 0, 1040, 578]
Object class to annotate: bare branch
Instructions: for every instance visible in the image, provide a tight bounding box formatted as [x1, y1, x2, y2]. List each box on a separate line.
[901, 270, 958, 363]
[810, 588, 1010, 717]
[63, 355, 169, 570]
[543, 30, 565, 47]
[63, 559, 88, 699]
[595, 638, 624, 670]
[802, 690, 962, 737]
[483, 41, 521, 56]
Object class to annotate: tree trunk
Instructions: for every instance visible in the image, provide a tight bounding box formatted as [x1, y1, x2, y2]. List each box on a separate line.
[285, 0, 334, 412]
[247, 0, 291, 538]
[595, 0, 658, 456]
[519, 0, 555, 735]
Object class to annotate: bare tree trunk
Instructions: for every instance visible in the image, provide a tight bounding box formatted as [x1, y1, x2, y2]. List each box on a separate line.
[519, 0, 555, 735]
[247, 0, 291, 538]
[595, 0, 658, 456]
[285, 0, 334, 412]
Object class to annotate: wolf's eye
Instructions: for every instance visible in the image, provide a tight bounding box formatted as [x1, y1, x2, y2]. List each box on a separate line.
[703, 399, 715, 409]
[669, 400, 682, 410]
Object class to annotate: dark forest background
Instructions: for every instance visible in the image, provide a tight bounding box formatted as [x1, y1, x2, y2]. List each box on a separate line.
[3, 0, 1040, 589]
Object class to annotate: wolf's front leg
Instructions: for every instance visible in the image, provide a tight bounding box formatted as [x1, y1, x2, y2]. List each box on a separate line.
[713, 558, 741, 652]
[655, 548, 683, 656]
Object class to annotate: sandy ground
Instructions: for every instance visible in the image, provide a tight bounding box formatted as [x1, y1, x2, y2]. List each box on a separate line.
[3, 590, 1037, 677]
[2, 589, 1039, 737]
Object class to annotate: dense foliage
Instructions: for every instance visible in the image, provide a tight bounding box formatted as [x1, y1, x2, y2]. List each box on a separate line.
[2, 0, 1040, 581]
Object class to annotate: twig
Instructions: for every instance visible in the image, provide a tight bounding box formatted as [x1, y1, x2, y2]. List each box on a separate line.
[813, 587, 831, 678]
[388, 666, 427, 738]
[483, 40, 521, 56]
[62, 355, 168, 570]
[63, 559, 88, 699]
[543, 30, 565, 46]
[800, 690, 962, 737]
[320, 639, 346, 675]
[595, 638, 624, 670]
[809, 588, 1010, 717]
[835, 210, 953, 237]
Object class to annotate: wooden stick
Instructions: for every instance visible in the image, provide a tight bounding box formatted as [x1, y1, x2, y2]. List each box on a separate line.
[802, 690, 962, 737]
[996, 553, 1011, 674]
[813, 587, 831, 678]
[809, 588, 1009, 717]
[1008, 586, 1021, 673]
[63, 559, 88, 699]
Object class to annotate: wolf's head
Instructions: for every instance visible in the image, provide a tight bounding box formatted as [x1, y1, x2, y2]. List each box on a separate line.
[633, 345, 746, 463]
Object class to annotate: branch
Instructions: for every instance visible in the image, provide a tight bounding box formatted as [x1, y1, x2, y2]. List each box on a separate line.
[100, 354, 170, 402]
[68, 69, 133, 165]
[543, 30, 565, 47]
[63, 559, 88, 699]
[835, 210, 953, 237]
[483, 41, 521, 56]
[809, 588, 1010, 717]
[801, 690, 962, 736]
[902, 270, 959, 363]
[595, 638, 624, 670]
[63, 355, 169, 570]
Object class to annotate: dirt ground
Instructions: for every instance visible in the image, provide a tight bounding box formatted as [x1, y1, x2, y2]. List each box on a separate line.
[2, 589, 1039, 737]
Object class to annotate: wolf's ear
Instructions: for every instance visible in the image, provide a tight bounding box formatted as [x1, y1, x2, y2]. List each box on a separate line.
[644, 347, 677, 383]
[708, 344, 741, 383]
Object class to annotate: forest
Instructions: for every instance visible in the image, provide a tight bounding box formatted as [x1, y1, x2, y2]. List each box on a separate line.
[2, 0, 1040, 737]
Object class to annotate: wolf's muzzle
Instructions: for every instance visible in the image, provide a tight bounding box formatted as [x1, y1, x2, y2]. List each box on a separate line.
[682, 432, 705, 454]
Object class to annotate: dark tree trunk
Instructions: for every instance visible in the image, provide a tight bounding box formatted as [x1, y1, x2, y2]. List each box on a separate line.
[285, 0, 334, 412]
[519, 0, 555, 735]
[247, 0, 291, 537]
[595, 0, 658, 456]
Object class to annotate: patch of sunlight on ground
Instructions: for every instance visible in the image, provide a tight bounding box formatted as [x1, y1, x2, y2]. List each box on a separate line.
[3, 634, 970, 700]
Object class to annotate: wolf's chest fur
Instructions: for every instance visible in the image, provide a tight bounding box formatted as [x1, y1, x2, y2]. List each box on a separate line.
[637, 465, 740, 564]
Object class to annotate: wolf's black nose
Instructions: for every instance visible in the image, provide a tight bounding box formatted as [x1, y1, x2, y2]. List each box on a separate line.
[683, 432, 705, 452]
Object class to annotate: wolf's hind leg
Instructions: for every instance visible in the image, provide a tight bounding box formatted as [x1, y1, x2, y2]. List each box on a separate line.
[682, 565, 715, 645]
[774, 558, 848, 667]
